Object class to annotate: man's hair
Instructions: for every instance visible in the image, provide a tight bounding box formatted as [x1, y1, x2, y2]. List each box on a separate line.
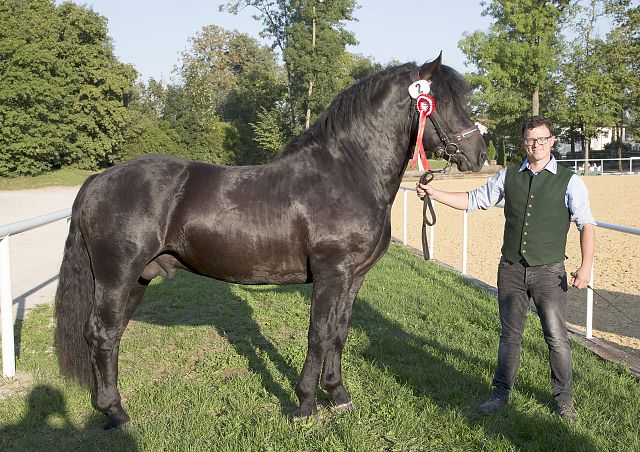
[521, 116, 554, 137]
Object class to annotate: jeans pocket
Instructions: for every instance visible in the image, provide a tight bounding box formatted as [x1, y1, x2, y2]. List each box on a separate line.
[544, 262, 565, 275]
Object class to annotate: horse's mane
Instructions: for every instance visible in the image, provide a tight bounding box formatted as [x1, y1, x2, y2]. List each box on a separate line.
[276, 61, 472, 158]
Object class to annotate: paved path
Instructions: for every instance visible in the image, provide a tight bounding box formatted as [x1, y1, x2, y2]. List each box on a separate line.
[0, 187, 80, 327]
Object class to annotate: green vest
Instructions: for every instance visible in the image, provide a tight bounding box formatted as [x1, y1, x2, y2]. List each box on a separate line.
[501, 164, 574, 266]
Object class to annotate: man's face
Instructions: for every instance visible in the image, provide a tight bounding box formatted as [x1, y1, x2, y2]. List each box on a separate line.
[523, 125, 556, 164]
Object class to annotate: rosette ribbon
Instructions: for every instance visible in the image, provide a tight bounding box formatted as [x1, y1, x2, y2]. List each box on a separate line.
[409, 93, 436, 171]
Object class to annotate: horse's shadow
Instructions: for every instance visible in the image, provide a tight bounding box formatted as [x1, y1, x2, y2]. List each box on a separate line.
[134, 272, 312, 415]
[0, 385, 138, 451]
[133, 267, 599, 448]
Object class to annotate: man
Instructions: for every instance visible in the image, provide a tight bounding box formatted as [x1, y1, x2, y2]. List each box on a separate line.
[416, 116, 595, 420]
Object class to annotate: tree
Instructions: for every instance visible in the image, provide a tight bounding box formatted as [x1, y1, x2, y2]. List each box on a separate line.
[562, 0, 620, 170]
[221, 0, 357, 133]
[487, 139, 497, 162]
[0, 0, 136, 176]
[459, 0, 570, 145]
[175, 25, 285, 164]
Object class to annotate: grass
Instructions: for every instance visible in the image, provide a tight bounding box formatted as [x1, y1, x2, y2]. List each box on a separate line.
[1, 244, 639, 450]
[0, 168, 96, 190]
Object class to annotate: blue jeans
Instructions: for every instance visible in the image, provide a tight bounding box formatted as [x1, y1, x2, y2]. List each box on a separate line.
[492, 256, 573, 405]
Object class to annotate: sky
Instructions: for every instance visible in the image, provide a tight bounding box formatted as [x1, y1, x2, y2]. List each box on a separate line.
[61, 0, 493, 82]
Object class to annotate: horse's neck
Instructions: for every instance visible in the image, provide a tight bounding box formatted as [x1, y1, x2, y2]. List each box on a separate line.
[343, 104, 411, 204]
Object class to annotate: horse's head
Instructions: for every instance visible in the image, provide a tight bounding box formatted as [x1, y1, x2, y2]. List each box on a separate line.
[414, 54, 487, 172]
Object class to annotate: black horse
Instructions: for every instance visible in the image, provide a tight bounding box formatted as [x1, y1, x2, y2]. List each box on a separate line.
[55, 54, 486, 429]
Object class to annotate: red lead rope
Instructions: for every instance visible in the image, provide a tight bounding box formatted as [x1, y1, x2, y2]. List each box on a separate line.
[409, 93, 436, 171]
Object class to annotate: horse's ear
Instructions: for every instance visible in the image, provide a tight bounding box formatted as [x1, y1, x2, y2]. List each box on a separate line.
[419, 51, 442, 80]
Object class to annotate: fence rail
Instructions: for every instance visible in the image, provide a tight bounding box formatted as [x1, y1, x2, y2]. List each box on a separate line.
[1, 209, 71, 377]
[2, 197, 639, 378]
[397, 185, 640, 341]
[558, 156, 640, 175]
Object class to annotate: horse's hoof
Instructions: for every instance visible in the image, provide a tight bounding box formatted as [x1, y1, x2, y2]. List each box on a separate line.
[293, 406, 319, 422]
[103, 413, 131, 430]
[332, 401, 355, 413]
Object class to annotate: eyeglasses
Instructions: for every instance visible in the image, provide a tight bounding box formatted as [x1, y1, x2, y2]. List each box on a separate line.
[523, 136, 553, 146]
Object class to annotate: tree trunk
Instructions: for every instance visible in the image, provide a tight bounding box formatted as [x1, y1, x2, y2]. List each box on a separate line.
[532, 87, 539, 116]
[584, 136, 590, 176]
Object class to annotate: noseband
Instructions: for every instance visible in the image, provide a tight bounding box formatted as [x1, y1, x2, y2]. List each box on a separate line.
[409, 64, 480, 163]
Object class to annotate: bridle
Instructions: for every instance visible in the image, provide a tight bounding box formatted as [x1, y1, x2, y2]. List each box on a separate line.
[409, 64, 480, 164]
[408, 64, 482, 260]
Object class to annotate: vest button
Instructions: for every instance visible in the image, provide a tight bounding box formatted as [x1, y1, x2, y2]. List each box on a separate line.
[530, 195, 535, 198]
[524, 232, 528, 235]
[528, 204, 532, 208]
[522, 249, 527, 253]
[523, 241, 527, 245]
[525, 222, 529, 226]
[526, 213, 531, 216]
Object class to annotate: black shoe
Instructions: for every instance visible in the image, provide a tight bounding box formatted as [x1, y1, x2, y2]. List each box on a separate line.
[478, 395, 508, 414]
[556, 403, 577, 421]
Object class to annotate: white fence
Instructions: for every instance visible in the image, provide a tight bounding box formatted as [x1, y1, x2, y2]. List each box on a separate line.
[559, 156, 640, 175]
[0, 209, 71, 377]
[2, 198, 640, 378]
[398, 186, 640, 341]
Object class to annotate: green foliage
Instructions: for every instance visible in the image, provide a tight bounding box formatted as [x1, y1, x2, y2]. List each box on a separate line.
[174, 25, 286, 164]
[251, 106, 288, 157]
[500, 140, 508, 166]
[0, 0, 137, 176]
[459, 0, 569, 139]
[487, 140, 497, 161]
[222, 0, 358, 131]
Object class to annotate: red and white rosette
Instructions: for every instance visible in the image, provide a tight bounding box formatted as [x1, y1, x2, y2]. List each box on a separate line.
[409, 93, 436, 171]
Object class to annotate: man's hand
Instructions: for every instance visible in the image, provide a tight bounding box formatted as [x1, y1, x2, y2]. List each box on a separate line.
[416, 181, 435, 200]
[570, 268, 590, 289]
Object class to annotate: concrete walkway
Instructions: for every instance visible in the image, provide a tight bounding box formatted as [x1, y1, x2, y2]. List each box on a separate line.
[0, 187, 80, 327]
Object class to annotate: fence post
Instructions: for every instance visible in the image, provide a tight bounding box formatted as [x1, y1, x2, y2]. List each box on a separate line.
[403, 190, 408, 245]
[462, 210, 468, 275]
[0, 235, 16, 378]
[585, 263, 595, 339]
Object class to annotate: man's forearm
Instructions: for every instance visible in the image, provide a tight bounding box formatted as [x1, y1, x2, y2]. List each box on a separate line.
[430, 189, 470, 211]
[579, 224, 596, 269]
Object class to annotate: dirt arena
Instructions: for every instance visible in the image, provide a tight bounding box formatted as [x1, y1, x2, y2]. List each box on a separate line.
[391, 171, 640, 358]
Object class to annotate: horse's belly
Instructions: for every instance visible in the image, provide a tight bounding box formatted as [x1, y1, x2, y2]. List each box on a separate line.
[178, 235, 310, 285]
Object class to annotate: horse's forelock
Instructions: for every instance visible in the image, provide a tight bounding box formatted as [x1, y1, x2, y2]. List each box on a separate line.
[430, 65, 472, 114]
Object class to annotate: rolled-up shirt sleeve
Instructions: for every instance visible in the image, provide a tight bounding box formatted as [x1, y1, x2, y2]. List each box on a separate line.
[467, 169, 507, 212]
[566, 175, 596, 230]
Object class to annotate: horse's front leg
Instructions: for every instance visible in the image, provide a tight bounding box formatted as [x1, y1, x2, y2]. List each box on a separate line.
[294, 271, 354, 419]
[319, 274, 365, 411]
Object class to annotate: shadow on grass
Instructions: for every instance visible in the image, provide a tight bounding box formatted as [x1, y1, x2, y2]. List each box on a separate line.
[352, 299, 598, 450]
[0, 385, 138, 451]
[129, 255, 602, 449]
[134, 273, 310, 416]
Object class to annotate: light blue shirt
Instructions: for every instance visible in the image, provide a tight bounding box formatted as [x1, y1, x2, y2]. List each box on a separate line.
[467, 157, 596, 230]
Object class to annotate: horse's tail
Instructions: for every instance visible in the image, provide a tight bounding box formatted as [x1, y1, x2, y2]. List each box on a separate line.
[54, 176, 97, 389]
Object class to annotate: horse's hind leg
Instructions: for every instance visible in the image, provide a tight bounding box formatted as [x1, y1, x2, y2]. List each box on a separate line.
[85, 280, 147, 429]
[294, 270, 355, 419]
[320, 274, 365, 411]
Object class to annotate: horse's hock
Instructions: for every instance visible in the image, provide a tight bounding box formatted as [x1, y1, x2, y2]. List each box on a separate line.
[392, 172, 640, 358]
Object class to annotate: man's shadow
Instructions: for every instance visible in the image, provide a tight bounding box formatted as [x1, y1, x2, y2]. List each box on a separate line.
[135, 272, 311, 415]
[0, 385, 138, 451]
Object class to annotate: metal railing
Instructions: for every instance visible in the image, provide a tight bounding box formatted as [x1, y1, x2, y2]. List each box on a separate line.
[0, 209, 71, 377]
[558, 156, 640, 175]
[397, 186, 640, 340]
[2, 195, 640, 378]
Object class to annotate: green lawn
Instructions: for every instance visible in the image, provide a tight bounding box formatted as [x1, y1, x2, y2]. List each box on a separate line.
[1, 244, 638, 450]
[0, 168, 95, 191]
